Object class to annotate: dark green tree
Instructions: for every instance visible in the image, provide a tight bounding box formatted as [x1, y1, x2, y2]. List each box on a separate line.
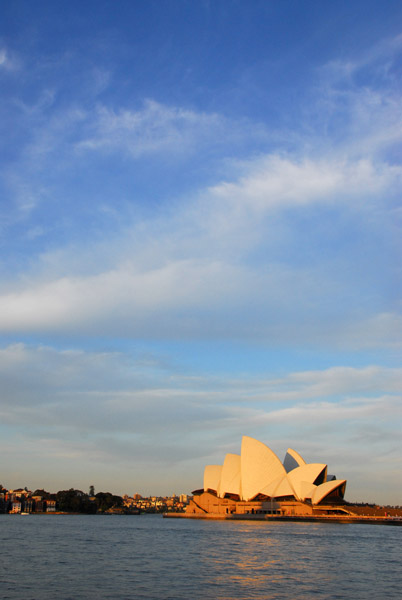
[56, 489, 96, 514]
[94, 492, 123, 512]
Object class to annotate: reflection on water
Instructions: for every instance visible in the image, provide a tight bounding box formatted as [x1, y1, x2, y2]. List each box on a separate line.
[0, 515, 401, 599]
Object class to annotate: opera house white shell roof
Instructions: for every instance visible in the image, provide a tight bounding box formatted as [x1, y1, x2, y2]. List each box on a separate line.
[203, 436, 346, 505]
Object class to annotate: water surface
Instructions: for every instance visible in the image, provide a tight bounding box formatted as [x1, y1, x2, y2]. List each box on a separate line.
[1, 514, 400, 599]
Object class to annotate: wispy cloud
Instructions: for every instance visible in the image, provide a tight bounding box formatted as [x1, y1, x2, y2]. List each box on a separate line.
[0, 47, 19, 71]
[314, 34, 402, 160]
[77, 99, 226, 157]
[0, 48, 7, 66]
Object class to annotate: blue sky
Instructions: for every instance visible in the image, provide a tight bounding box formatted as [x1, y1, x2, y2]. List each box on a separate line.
[1, 1, 401, 503]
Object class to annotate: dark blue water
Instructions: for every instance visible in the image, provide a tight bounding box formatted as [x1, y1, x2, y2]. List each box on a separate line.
[0, 514, 400, 599]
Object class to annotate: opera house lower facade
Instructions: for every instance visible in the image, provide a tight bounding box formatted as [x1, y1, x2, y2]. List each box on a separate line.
[187, 436, 348, 517]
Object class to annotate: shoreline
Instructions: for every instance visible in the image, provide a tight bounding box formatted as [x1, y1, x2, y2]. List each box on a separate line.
[163, 512, 402, 526]
[2, 511, 143, 516]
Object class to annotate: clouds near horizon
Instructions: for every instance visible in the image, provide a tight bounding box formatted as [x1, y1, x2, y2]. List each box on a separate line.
[1, 342, 401, 501]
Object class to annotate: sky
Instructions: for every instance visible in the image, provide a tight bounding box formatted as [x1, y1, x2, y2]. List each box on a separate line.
[0, 0, 401, 504]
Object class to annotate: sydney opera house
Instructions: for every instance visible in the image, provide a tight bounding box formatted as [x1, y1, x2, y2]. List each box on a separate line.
[187, 436, 348, 517]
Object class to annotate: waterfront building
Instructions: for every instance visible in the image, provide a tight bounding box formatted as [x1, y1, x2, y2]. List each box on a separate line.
[10, 501, 22, 514]
[46, 499, 56, 512]
[187, 436, 348, 517]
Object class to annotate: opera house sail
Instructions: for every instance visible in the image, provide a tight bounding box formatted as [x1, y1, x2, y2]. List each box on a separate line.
[188, 436, 347, 517]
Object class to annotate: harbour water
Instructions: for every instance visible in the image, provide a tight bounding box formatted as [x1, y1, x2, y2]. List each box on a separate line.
[1, 513, 401, 599]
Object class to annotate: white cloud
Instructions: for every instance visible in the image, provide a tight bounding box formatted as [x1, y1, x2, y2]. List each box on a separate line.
[259, 395, 402, 428]
[257, 365, 402, 402]
[77, 99, 226, 157]
[0, 47, 18, 71]
[341, 313, 402, 350]
[0, 254, 398, 349]
[207, 154, 401, 214]
[0, 259, 248, 332]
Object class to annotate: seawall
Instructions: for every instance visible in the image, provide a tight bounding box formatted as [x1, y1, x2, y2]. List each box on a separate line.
[164, 512, 402, 526]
